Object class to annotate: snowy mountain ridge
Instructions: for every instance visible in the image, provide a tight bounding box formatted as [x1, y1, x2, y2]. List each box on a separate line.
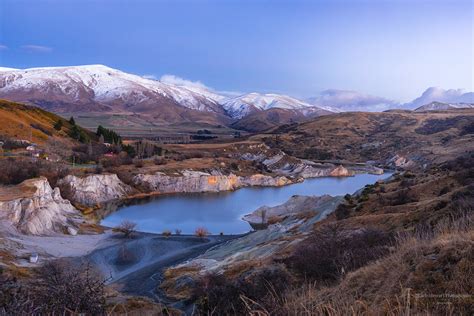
[0, 64, 225, 113]
[221, 92, 337, 119]
[414, 101, 474, 112]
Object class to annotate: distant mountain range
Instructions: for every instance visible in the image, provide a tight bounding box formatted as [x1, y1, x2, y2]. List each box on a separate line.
[0, 65, 472, 131]
[414, 101, 474, 112]
[0, 65, 335, 129]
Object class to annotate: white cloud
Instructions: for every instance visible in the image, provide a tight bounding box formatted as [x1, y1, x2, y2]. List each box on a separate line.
[308, 89, 397, 112]
[0, 44, 8, 50]
[403, 87, 474, 109]
[160, 74, 211, 90]
[21, 45, 53, 53]
[159, 74, 242, 98]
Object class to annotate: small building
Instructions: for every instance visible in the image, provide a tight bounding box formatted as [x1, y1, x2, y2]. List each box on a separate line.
[29, 253, 39, 263]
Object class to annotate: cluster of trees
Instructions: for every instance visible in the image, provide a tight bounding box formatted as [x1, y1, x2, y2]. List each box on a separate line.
[67, 117, 90, 143]
[96, 125, 122, 144]
[192, 129, 217, 141]
[133, 140, 164, 159]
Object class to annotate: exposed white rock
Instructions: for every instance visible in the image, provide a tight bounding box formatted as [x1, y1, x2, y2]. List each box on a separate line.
[242, 148, 354, 178]
[133, 170, 292, 194]
[387, 154, 414, 169]
[243, 194, 336, 229]
[67, 226, 78, 236]
[0, 177, 81, 235]
[58, 174, 133, 206]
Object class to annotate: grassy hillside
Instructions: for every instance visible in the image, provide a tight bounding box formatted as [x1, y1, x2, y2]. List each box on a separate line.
[0, 99, 95, 146]
[254, 109, 474, 166]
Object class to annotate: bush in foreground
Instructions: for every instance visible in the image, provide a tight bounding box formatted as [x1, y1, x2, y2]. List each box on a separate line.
[193, 265, 292, 315]
[0, 260, 107, 315]
[286, 224, 393, 283]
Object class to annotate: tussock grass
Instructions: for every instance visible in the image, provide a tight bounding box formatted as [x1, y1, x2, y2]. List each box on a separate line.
[246, 213, 473, 316]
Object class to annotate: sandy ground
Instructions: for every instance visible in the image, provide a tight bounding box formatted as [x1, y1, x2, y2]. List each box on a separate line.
[10, 231, 116, 258]
[0, 221, 120, 266]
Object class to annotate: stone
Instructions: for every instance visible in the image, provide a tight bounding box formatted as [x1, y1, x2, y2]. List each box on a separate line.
[58, 174, 133, 206]
[133, 170, 293, 194]
[0, 177, 81, 235]
[67, 226, 78, 236]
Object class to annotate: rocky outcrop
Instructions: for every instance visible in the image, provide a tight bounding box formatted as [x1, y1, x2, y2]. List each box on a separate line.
[0, 177, 81, 235]
[133, 170, 293, 194]
[58, 174, 133, 206]
[387, 154, 414, 169]
[242, 194, 337, 229]
[329, 165, 353, 177]
[240, 146, 354, 178]
[168, 194, 343, 275]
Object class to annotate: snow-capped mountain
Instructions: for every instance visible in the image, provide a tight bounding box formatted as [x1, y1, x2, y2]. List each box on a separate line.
[222, 92, 335, 119]
[414, 101, 474, 112]
[0, 64, 336, 128]
[0, 65, 224, 114]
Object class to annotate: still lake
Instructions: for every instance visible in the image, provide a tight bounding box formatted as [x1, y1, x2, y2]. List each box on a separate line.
[101, 173, 392, 234]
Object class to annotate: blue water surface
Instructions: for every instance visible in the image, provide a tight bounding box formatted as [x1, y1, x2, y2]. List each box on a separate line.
[102, 173, 391, 234]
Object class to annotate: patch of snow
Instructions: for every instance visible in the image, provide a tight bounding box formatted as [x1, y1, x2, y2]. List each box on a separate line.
[222, 92, 336, 118]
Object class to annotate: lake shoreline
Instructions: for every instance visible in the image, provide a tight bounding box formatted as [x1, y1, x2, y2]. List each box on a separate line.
[101, 172, 393, 235]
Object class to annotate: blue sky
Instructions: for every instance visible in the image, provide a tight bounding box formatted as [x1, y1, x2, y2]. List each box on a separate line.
[0, 0, 472, 102]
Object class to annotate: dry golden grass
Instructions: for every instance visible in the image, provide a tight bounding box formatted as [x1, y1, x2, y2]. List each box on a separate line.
[161, 265, 201, 300]
[252, 109, 474, 166]
[106, 297, 181, 316]
[247, 214, 473, 316]
[0, 99, 79, 146]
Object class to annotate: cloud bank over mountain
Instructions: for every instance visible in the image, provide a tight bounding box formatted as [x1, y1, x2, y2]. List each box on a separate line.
[306, 87, 473, 112]
[402, 87, 474, 109]
[307, 89, 397, 112]
[160, 74, 211, 91]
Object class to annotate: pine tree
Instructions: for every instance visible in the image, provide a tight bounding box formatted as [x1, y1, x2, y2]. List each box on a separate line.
[53, 120, 63, 131]
[69, 116, 76, 125]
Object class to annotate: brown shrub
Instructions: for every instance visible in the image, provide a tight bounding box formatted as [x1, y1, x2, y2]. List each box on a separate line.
[0, 260, 107, 315]
[153, 156, 167, 165]
[195, 227, 209, 238]
[114, 220, 137, 238]
[286, 224, 393, 283]
[0, 158, 69, 186]
[133, 159, 144, 168]
[194, 265, 292, 315]
[334, 203, 351, 220]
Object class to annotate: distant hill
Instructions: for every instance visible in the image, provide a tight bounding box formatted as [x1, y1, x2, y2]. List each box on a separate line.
[253, 109, 474, 166]
[414, 101, 474, 112]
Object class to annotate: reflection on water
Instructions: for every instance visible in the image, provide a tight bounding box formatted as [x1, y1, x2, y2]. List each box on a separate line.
[101, 173, 392, 234]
